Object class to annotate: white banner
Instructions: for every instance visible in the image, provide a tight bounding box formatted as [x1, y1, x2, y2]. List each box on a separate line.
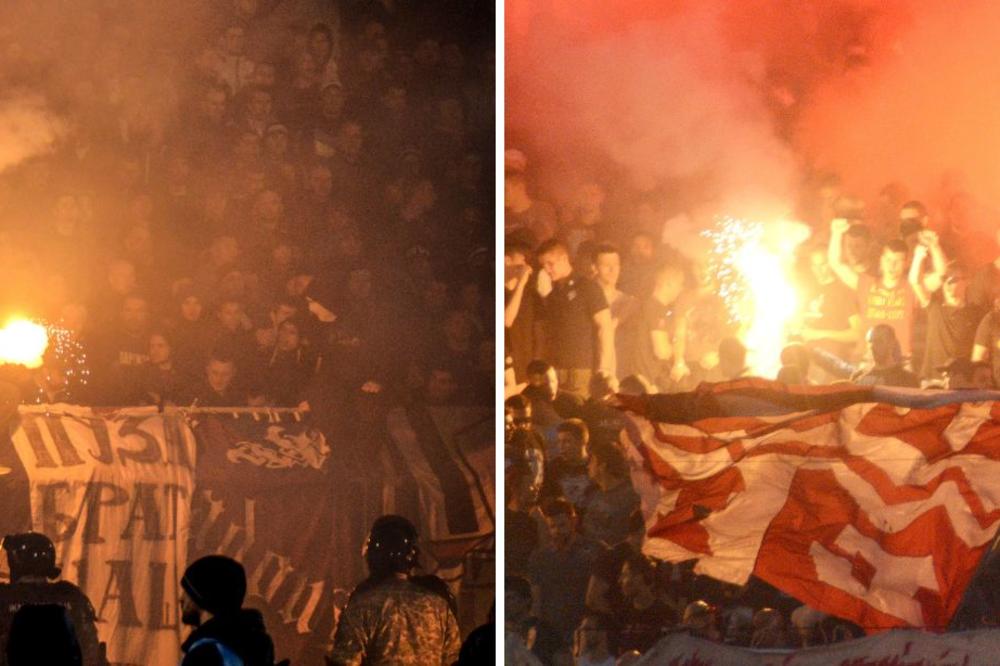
[11, 405, 195, 666]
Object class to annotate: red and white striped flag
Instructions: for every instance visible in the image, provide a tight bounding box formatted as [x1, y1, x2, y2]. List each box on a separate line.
[617, 379, 1000, 633]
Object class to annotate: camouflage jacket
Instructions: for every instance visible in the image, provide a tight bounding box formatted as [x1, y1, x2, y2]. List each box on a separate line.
[326, 577, 461, 666]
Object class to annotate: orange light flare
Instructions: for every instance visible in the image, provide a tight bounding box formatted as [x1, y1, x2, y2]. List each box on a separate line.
[703, 216, 811, 377]
[0, 318, 49, 369]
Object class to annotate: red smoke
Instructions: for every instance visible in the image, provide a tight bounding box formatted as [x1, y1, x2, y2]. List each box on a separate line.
[507, 0, 1000, 259]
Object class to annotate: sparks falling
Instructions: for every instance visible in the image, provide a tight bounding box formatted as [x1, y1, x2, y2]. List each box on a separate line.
[702, 216, 801, 377]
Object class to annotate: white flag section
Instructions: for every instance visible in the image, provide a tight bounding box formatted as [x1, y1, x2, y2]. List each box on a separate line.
[637, 628, 1000, 665]
[10, 405, 195, 666]
[619, 381, 1000, 632]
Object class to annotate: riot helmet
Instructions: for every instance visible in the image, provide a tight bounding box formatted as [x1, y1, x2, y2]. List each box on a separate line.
[3, 532, 61, 581]
[363, 515, 419, 578]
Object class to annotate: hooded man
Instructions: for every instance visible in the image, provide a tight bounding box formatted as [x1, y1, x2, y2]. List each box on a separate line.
[180, 555, 277, 666]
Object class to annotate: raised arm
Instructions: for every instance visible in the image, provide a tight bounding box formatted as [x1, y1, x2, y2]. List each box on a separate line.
[505, 265, 533, 328]
[908, 244, 931, 308]
[827, 218, 859, 291]
[919, 229, 947, 294]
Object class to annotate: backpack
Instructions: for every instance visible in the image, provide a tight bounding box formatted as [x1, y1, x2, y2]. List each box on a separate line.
[187, 637, 244, 666]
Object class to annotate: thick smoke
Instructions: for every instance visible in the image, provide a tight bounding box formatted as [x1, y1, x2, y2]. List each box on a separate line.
[508, 0, 1000, 255]
[796, 1, 1000, 251]
[0, 95, 64, 172]
[507, 1, 797, 219]
[0, 1, 215, 175]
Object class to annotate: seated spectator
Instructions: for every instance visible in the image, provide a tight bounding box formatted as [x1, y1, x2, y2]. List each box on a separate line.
[851, 324, 919, 387]
[580, 441, 640, 546]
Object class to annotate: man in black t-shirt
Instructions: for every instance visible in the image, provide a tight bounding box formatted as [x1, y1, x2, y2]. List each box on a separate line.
[537, 240, 613, 398]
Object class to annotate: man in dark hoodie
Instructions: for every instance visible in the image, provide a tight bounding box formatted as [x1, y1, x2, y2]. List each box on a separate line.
[180, 555, 276, 666]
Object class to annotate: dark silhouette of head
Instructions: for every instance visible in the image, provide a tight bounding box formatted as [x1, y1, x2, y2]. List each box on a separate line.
[3, 533, 61, 582]
[181, 555, 247, 620]
[364, 515, 420, 579]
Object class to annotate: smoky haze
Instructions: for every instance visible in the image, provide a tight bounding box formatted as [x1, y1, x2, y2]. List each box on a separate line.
[507, 0, 1000, 254]
[0, 2, 215, 171]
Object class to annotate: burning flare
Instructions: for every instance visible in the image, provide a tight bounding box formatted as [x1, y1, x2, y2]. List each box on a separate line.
[703, 216, 806, 377]
[0, 318, 49, 368]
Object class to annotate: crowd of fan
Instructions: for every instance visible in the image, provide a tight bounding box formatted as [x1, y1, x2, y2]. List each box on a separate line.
[0, 1, 494, 412]
[503, 152, 1000, 664]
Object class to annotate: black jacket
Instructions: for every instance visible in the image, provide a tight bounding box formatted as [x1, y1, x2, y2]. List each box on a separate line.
[180, 609, 275, 666]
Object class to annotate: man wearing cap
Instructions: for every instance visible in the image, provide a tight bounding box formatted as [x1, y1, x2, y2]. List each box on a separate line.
[180, 555, 277, 666]
[326, 515, 460, 665]
[0, 532, 103, 665]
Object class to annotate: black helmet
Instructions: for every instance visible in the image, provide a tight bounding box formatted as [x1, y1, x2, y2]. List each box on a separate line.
[363, 515, 419, 577]
[3, 532, 60, 580]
